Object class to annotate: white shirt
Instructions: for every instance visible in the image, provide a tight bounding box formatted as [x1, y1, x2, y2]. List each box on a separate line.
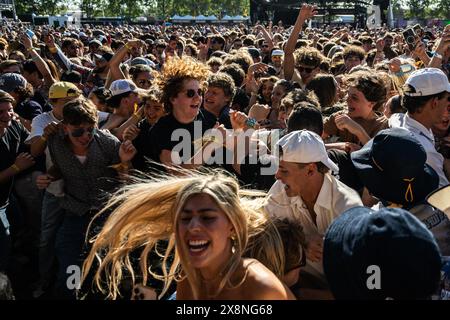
[264, 173, 363, 281]
[26, 111, 64, 197]
[389, 113, 449, 187]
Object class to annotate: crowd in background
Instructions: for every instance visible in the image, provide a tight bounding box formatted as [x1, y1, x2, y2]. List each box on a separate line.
[0, 4, 449, 300]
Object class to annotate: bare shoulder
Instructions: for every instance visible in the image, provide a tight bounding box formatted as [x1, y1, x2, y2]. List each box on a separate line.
[241, 258, 295, 300]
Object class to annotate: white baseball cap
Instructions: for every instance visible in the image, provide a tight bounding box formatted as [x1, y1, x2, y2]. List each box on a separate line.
[404, 68, 450, 97]
[109, 79, 140, 97]
[271, 49, 284, 57]
[276, 130, 339, 172]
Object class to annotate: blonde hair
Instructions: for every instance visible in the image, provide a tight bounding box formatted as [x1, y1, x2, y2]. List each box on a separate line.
[81, 170, 283, 299]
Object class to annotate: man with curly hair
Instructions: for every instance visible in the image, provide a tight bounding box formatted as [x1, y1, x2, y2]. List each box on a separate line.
[142, 56, 216, 171]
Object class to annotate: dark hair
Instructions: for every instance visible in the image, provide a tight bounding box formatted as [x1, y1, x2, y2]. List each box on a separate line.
[387, 95, 405, 114]
[346, 71, 387, 112]
[129, 64, 152, 81]
[61, 70, 82, 84]
[343, 45, 366, 61]
[231, 88, 250, 112]
[294, 47, 324, 69]
[219, 63, 245, 87]
[111, 40, 125, 52]
[210, 51, 227, 59]
[306, 74, 337, 109]
[283, 88, 321, 110]
[20, 60, 41, 78]
[401, 87, 447, 114]
[287, 102, 324, 136]
[207, 72, 236, 99]
[14, 82, 34, 102]
[274, 79, 298, 94]
[63, 98, 98, 125]
[243, 37, 254, 47]
[90, 87, 111, 105]
[272, 219, 307, 274]
[323, 42, 337, 57]
[223, 52, 253, 74]
[106, 91, 134, 108]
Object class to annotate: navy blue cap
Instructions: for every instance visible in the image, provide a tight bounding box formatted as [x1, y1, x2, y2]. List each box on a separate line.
[323, 206, 442, 300]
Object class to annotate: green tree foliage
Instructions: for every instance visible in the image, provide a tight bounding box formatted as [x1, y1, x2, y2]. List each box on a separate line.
[15, 0, 252, 18]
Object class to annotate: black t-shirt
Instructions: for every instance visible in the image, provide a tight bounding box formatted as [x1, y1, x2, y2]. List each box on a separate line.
[142, 111, 214, 171]
[16, 99, 43, 121]
[0, 120, 30, 208]
[201, 106, 232, 129]
[131, 119, 153, 171]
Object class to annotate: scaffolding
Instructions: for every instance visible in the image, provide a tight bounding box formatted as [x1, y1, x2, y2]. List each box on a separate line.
[250, 0, 372, 26]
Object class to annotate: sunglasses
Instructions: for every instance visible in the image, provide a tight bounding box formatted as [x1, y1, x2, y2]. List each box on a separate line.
[70, 127, 96, 138]
[262, 44, 269, 48]
[297, 66, 315, 73]
[70, 46, 80, 50]
[185, 88, 203, 98]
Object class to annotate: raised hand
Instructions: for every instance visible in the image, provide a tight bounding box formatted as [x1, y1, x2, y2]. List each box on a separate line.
[299, 3, 318, 21]
[20, 33, 33, 50]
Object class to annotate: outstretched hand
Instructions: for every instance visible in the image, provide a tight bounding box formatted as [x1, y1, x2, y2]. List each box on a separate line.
[299, 3, 318, 21]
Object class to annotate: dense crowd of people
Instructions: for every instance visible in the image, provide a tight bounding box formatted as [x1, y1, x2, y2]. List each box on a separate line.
[0, 4, 449, 300]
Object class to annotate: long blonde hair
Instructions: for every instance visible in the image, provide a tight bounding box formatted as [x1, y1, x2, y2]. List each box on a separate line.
[81, 170, 284, 299]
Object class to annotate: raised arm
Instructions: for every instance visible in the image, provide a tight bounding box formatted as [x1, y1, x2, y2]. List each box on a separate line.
[21, 34, 56, 86]
[109, 39, 145, 82]
[284, 4, 317, 80]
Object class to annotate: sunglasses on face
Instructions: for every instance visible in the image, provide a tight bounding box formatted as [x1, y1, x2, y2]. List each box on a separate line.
[70, 127, 96, 138]
[70, 46, 80, 50]
[185, 88, 203, 98]
[297, 66, 315, 73]
[262, 44, 269, 48]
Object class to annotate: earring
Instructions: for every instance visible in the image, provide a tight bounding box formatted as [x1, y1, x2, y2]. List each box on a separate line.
[230, 235, 236, 254]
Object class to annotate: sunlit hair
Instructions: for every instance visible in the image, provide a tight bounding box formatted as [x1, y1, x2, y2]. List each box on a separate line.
[155, 56, 209, 113]
[0, 90, 15, 104]
[293, 47, 324, 69]
[345, 71, 387, 112]
[63, 97, 98, 125]
[81, 170, 283, 299]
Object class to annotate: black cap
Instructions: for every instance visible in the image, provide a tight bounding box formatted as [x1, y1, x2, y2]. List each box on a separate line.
[323, 207, 442, 300]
